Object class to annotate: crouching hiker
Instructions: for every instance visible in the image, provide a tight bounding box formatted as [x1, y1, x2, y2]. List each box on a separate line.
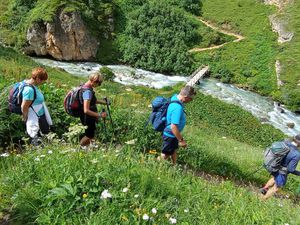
[9, 67, 52, 146]
[159, 86, 196, 165]
[80, 72, 110, 148]
[260, 134, 300, 200]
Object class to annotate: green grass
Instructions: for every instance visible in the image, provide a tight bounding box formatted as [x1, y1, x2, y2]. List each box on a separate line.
[1, 144, 300, 224]
[276, 1, 300, 110]
[193, 0, 278, 95]
[1, 43, 300, 224]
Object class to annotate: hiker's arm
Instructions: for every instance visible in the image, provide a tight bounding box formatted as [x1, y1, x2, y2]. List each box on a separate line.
[21, 100, 32, 121]
[290, 170, 300, 176]
[287, 156, 300, 175]
[83, 100, 100, 119]
[97, 99, 106, 105]
[97, 98, 110, 105]
[171, 124, 187, 147]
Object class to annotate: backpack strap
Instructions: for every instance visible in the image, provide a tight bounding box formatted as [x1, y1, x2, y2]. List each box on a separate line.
[24, 84, 38, 116]
[165, 100, 186, 128]
[169, 100, 186, 115]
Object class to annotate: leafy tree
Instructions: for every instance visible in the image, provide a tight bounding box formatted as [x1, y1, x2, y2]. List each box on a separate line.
[119, 0, 200, 74]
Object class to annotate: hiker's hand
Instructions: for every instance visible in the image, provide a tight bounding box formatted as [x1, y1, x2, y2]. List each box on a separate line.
[100, 111, 107, 118]
[104, 98, 111, 106]
[179, 140, 187, 148]
[22, 114, 28, 122]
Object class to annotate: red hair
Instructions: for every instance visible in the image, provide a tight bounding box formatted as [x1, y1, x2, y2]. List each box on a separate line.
[31, 67, 48, 81]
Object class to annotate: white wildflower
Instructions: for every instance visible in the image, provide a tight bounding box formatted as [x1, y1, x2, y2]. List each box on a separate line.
[125, 88, 132, 92]
[90, 159, 98, 164]
[184, 208, 189, 213]
[34, 157, 40, 161]
[48, 150, 53, 154]
[40, 155, 46, 158]
[100, 189, 112, 199]
[125, 139, 137, 145]
[0, 153, 9, 157]
[142, 214, 149, 221]
[169, 217, 177, 224]
[122, 188, 129, 193]
[151, 208, 157, 214]
[134, 194, 139, 198]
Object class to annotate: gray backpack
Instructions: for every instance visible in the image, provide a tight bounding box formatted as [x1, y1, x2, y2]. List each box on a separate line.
[264, 141, 290, 173]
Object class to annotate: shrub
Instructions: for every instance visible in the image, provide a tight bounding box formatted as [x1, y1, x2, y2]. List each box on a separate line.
[100, 66, 115, 81]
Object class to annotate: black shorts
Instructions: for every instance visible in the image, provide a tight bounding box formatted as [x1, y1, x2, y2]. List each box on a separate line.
[80, 114, 96, 138]
[162, 135, 178, 155]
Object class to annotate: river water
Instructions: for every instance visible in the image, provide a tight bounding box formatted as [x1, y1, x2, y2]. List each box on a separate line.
[32, 58, 300, 136]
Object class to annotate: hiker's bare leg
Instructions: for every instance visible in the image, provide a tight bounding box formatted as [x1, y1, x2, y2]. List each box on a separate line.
[262, 185, 279, 200]
[171, 151, 177, 165]
[80, 136, 92, 146]
[158, 153, 170, 162]
[264, 177, 275, 189]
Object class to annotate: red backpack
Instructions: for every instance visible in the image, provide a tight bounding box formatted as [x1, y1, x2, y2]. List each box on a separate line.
[64, 85, 92, 117]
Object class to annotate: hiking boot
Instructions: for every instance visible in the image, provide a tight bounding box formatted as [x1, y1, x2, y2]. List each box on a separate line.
[31, 136, 44, 147]
[259, 187, 268, 195]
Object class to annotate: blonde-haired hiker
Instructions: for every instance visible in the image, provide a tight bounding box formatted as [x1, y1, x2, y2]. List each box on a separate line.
[79, 72, 108, 147]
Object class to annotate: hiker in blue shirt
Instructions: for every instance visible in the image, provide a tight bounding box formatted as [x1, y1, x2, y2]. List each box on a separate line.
[260, 134, 300, 200]
[21, 67, 52, 146]
[80, 72, 108, 148]
[159, 86, 196, 165]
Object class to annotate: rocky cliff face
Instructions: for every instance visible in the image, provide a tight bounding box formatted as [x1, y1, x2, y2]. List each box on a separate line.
[25, 10, 99, 61]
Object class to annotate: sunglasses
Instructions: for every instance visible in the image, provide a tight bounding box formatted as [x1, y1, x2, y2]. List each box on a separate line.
[95, 79, 102, 85]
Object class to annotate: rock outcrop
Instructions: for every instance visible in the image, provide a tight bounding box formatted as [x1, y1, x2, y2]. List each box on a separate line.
[25, 10, 99, 61]
[269, 14, 294, 44]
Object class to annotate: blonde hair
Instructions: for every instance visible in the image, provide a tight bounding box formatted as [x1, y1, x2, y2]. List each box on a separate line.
[89, 72, 103, 82]
[31, 67, 48, 81]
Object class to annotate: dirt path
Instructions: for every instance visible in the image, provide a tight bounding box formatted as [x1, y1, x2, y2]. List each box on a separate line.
[189, 17, 245, 53]
[182, 164, 300, 205]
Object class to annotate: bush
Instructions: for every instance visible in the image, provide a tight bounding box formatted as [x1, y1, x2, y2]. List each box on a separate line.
[118, 0, 200, 75]
[100, 66, 115, 81]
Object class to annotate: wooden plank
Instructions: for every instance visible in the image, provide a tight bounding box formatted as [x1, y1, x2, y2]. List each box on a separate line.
[186, 66, 209, 87]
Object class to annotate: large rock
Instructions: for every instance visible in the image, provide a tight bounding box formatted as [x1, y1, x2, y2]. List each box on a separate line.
[25, 10, 99, 61]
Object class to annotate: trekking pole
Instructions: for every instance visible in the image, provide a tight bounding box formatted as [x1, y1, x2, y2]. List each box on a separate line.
[104, 97, 115, 132]
[101, 108, 107, 139]
[244, 164, 264, 179]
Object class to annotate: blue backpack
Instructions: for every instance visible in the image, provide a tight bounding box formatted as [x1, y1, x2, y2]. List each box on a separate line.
[8, 81, 36, 115]
[148, 96, 182, 132]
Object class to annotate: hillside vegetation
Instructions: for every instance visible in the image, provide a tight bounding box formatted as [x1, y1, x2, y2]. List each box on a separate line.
[1, 44, 300, 224]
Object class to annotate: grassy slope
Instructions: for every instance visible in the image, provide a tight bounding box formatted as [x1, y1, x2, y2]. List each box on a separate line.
[1, 145, 300, 224]
[277, 1, 300, 110]
[193, 0, 278, 95]
[0, 46, 300, 224]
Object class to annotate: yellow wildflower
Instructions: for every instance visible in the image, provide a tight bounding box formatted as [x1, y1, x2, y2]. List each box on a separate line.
[82, 193, 88, 198]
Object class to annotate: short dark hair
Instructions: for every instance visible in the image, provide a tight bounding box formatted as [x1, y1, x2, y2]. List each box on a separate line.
[180, 85, 196, 98]
[294, 134, 300, 143]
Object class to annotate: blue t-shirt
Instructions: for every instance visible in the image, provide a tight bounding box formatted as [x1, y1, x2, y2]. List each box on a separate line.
[82, 89, 93, 101]
[22, 81, 45, 116]
[163, 94, 186, 138]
